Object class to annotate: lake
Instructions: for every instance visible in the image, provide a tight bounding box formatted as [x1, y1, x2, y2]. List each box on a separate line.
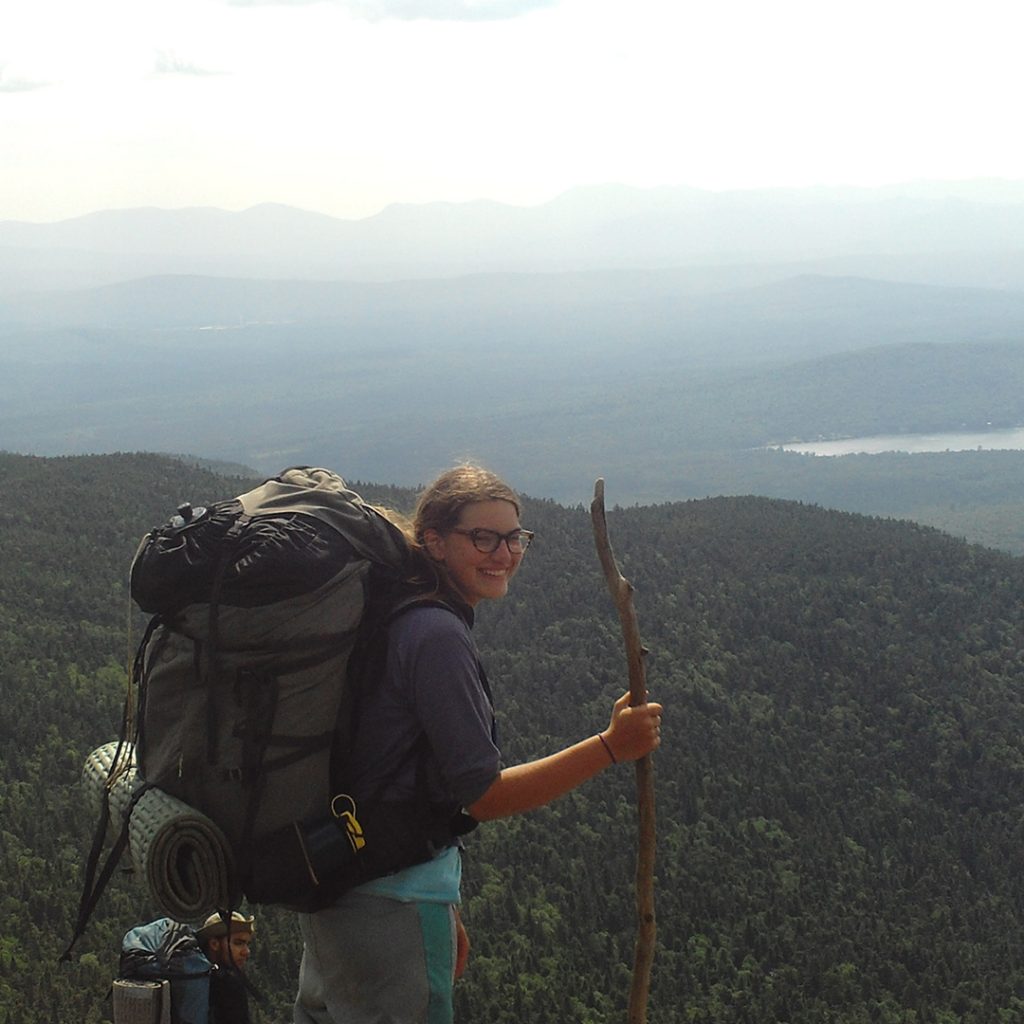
[774, 426, 1024, 457]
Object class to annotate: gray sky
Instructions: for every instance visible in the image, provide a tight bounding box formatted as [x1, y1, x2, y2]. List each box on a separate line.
[3, 0, 1023, 223]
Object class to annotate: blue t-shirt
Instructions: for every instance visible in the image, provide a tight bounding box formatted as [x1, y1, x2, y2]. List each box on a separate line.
[346, 603, 501, 812]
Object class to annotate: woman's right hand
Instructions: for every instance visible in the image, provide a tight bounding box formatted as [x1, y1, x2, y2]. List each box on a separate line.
[468, 691, 665, 821]
[601, 691, 662, 763]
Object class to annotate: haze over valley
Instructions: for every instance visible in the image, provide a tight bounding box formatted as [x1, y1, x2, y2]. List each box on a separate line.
[3, 181, 1024, 551]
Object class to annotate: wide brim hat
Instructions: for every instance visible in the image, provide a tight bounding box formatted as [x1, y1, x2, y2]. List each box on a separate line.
[195, 911, 256, 940]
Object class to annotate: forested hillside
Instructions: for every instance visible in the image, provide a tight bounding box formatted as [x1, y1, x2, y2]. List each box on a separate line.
[2, 452, 1024, 1023]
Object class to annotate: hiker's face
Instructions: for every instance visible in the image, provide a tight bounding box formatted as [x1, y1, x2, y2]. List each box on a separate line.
[426, 499, 524, 607]
[210, 931, 253, 969]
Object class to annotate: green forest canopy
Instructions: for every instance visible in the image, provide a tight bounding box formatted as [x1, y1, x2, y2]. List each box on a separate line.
[2, 451, 1024, 1023]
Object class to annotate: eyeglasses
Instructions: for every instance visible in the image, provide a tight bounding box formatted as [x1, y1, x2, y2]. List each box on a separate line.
[450, 527, 535, 554]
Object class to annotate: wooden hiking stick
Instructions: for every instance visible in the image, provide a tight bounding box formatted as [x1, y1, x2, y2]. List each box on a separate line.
[590, 479, 657, 1024]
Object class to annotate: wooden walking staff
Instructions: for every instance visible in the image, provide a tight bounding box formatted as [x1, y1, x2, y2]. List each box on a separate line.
[591, 479, 657, 1024]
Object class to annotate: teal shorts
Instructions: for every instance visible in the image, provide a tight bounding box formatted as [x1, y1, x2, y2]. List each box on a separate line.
[293, 892, 457, 1024]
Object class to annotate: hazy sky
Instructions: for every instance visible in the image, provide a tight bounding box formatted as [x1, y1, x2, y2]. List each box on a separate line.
[4, 0, 1023, 223]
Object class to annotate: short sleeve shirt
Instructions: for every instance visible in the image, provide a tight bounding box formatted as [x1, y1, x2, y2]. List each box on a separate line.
[346, 603, 501, 811]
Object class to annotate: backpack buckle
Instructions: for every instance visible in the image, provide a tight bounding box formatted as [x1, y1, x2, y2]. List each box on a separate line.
[330, 794, 366, 852]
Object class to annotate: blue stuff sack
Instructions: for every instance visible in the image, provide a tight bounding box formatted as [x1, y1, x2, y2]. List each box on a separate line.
[119, 918, 212, 1024]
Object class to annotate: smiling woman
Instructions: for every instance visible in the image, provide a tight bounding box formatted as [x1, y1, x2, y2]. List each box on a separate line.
[292, 462, 663, 1024]
[415, 469, 529, 606]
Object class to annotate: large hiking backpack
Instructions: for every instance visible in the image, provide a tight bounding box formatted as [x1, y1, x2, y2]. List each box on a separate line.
[128, 466, 413, 908]
[65, 467, 478, 961]
[116, 918, 212, 1024]
[65, 464, 480, 962]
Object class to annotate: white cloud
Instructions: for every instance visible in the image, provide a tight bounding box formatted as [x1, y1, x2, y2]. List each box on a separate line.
[0, 65, 49, 93]
[5, 0, 1024, 223]
[153, 51, 223, 76]
[227, 0, 557, 19]
[345, 0, 557, 18]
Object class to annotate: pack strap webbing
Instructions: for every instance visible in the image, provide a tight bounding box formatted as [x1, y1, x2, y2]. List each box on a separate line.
[61, 779, 153, 962]
[204, 515, 251, 765]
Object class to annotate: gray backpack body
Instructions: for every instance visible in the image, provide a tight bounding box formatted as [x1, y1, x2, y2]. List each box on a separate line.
[64, 468, 473, 957]
[130, 467, 413, 907]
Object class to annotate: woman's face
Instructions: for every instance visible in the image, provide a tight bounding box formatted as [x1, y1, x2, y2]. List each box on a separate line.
[425, 499, 524, 607]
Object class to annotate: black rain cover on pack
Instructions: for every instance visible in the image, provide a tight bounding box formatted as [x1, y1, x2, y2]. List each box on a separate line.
[130, 467, 412, 906]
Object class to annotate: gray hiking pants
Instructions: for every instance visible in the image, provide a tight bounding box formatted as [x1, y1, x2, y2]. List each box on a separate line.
[294, 891, 458, 1024]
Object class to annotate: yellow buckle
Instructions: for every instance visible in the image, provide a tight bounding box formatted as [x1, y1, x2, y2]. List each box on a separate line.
[330, 794, 366, 852]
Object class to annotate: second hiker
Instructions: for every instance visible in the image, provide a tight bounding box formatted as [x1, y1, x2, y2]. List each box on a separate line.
[197, 911, 255, 1024]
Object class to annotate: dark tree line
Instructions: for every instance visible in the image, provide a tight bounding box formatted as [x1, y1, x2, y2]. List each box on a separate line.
[2, 452, 1024, 1022]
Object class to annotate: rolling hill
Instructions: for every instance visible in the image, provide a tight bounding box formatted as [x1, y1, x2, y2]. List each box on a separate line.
[3, 452, 1024, 1022]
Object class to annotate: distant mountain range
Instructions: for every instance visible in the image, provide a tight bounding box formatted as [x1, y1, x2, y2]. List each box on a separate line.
[3, 180, 1024, 551]
[5, 272, 1024, 364]
[3, 180, 1024, 291]
[2, 273, 1023, 521]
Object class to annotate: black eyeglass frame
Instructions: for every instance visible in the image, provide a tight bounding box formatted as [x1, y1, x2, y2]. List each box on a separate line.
[450, 527, 535, 554]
